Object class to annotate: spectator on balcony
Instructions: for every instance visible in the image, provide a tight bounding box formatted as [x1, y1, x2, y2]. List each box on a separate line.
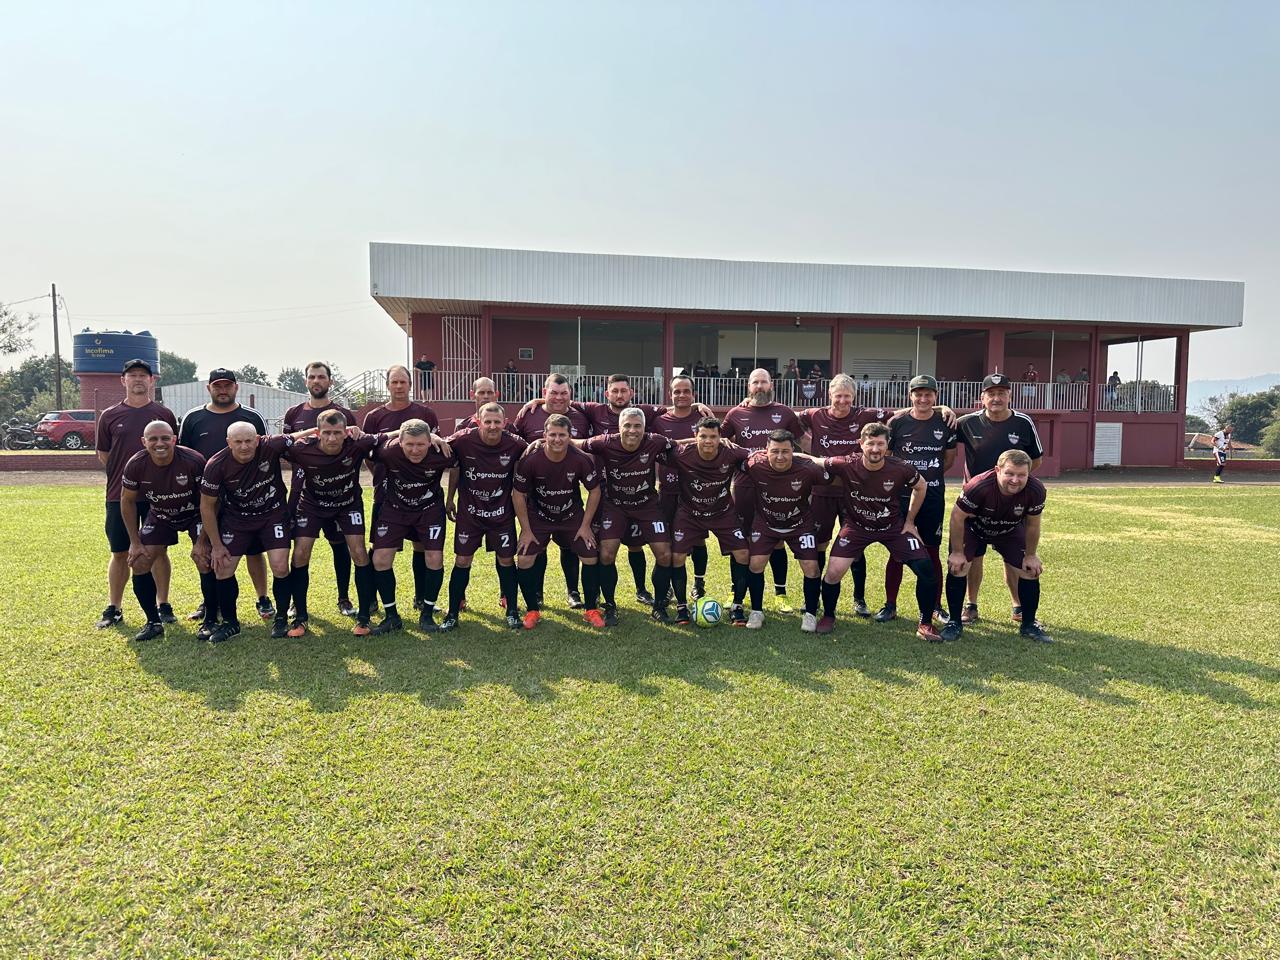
[1054, 369, 1071, 384]
[413, 354, 436, 400]
[808, 364, 824, 380]
[693, 360, 708, 377]
[783, 360, 800, 380]
[1106, 370, 1122, 406]
[1074, 367, 1089, 383]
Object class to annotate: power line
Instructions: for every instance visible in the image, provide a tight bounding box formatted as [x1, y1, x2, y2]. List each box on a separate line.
[1, 293, 50, 307]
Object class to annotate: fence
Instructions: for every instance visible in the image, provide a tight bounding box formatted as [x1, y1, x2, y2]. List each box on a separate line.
[1097, 382, 1177, 413]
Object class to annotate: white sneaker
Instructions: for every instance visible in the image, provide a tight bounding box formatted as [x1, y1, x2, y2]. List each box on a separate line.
[746, 610, 765, 629]
[800, 612, 817, 632]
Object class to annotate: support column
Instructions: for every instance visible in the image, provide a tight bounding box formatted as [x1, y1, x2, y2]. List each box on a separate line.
[1174, 330, 1191, 464]
[984, 326, 1006, 375]
[479, 307, 494, 383]
[833, 320, 844, 375]
[662, 314, 675, 390]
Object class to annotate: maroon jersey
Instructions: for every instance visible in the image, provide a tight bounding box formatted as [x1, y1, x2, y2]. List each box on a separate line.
[956, 470, 1046, 538]
[121, 446, 206, 527]
[650, 409, 703, 493]
[511, 403, 593, 441]
[583, 433, 672, 509]
[281, 400, 357, 432]
[361, 401, 440, 435]
[372, 436, 454, 515]
[581, 401, 665, 436]
[284, 434, 377, 511]
[744, 452, 831, 531]
[722, 402, 804, 450]
[888, 411, 957, 492]
[200, 435, 292, 526]
[447, 427, 528, 526]
[825, 453, 921, 533]
[798, 406, 891, 500]
[96, 400, 179, 501]
[514, 446, 600, 523]
[668, 443, 751, 519]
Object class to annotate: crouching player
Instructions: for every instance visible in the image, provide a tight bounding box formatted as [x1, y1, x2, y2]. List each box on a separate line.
[367, 419, 455, 634]
[941, 449, 1051, 643]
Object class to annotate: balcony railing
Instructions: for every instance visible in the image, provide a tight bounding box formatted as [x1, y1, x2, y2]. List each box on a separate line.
[1096, 381, 1177, 413]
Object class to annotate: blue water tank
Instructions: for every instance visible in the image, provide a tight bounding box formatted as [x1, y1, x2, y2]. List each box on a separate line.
[72, 329, 161, 375]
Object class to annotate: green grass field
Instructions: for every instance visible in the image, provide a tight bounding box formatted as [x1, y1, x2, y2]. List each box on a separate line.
[2, 482, 1278, 958]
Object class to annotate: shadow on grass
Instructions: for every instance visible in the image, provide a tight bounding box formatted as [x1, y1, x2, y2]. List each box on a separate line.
[127, 598, 1280, 714]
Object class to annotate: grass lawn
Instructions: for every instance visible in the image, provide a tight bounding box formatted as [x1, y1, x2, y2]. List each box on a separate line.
[1, 482, 1278, 958]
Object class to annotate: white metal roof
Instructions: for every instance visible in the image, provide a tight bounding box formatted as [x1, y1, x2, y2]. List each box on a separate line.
[370, 243, 1244, 332]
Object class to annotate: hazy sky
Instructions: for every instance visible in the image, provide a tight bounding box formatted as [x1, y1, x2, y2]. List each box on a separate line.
[3, 1, 1276, 385]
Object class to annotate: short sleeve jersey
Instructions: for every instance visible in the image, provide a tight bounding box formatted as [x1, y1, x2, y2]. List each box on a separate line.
[200, 435, 292, 527]
[798, 406, 891, 498]
[954, 410, 1044, 477]
[283, 434, 377, 511]
[513, 446, 600, 523]
[281, 401, 357, 432]
[121, 446, 206, 527]
[956, 470, 1047, 539]
[178, 405, 267, 459]
[583, 433, 673, 509]
[371, 436, 454, 516]
[721, 403, 805, 451]
[1213, 431, 1230, 452]
[743, 452, 831, 532]
[446, 428, 529, 525]
[96, 401, 179, 501]
[888, 411, 957, 492]
[582, 402, 666, 436]
[825, 454, 921, 532]
[650, 409, 703, 493]
[361, 402, 441, 502]
[669, 443, 751, 519]
[511, 404, 594, 442]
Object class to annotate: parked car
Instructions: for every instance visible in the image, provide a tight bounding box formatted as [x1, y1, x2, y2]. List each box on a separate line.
[34, 409, 97, 449]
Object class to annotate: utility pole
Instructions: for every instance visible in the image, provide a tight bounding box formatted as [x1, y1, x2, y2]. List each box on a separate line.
[52, 283, 63, 409]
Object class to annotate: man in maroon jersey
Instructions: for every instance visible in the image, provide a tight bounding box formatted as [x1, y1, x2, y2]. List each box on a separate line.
[367, 419, 456, 635]
[119, 420, 209, 642]
[723, 368, 806, 612]
[742, 429, 832, 630]
[284, 409, 379, 637]
[815, 423, 939, 641]
[96, 358, 180, 630]
[651, 375, 711, 608]
[941, 449, 1050, 643]
[443, 402, 529, 630]
[281, 361, 359, 617]
[512, 414, 605, 628]
[667, 417, 752, 624]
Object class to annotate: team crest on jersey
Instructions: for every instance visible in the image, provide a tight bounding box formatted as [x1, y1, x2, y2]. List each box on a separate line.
[1008, 433, 1020, 444]
[601, 519, 612, 529]
[933, 429, 944, 440]
[341, 457, 353, 467]
[176, 473, 189, 485]
[376, 525, 388, 537]
[750, 531, 761, 541]
[296, 517, 309, 527]
[259, 460, 270, 472]
[221, 531, 234, 543]
[720, 464, 730, 472]
[499, 455, 511, 466]
[639, 454, 650, 464]
[567, 473, 576, 481]
[771, 414, 782, 423]
[790, 480, 802, 491]
[1013, 505, 1024, 516]
[674, 531, 685, 541]
[457, 532, 470, 543]
[883, 479, 895, 491]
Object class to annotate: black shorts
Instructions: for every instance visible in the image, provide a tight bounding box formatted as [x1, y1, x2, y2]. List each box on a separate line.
[105, 499, 149, 554]
[900, 489, 946, 547]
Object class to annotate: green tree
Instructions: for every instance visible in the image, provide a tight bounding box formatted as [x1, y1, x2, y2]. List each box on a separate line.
[236, 364, 271, 385]
[1, 304, 35, 355]
[277, 367, 306, 392]
[1261, 419, 1280, 459]
[158, 350, 198, 387]
[1213, 387, 1280, 444]
[0, 354, 79, 421]
[1184, 414, 1210, 433]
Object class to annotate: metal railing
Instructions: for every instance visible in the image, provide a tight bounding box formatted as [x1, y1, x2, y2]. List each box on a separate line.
[1097, 381, 1177, 413]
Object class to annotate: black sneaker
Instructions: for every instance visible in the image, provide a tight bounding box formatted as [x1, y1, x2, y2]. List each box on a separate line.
[438, 615, 459, 632]
[675, 605, 692, 625]
[157, 603, 177, 624]
[255, 597, 275, 620]
[650, 606, 671, 624]
[566, 589, 584, 609]
[187, 602, 206, 622]
[730, 604, 747, 627]
[940, 620, 963, 643]
[372, 612, 403, 636]
[270, 616, 290, 639]
[96, 605, 123, 629]
[603, 602, 619, 627]
[635, 589, 655, 605]
[133, 621, 164, 642]
[1020, 623, 1053, 643]
[852, 598, 871, 617]
[505, 612, 522, 630]
[872, 603, 897, 623]
[337, 598, 356, 618]
[419, 609, 440, 632]
[692, 577, 706, 601]
[210, 621, 241, 644]
[196, 618, 219, 641]
[934, 606, 949, 625]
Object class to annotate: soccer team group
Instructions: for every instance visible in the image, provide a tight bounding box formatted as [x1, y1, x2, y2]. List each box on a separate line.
[94, 358, 1053, 645]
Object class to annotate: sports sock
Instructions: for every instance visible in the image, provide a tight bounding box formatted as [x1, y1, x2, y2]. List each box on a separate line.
[374, 568, 397, 610]
[560, 550, 581, 593]
[690, 545, 708, 579]
[821, 579, 841, 618]
[769, 548, 788, 594]
[884, 560, 904, 605]
[926, 544, 943, 610]
[331, 541, 352, 602]
[447, 567, 472, 618]
[354, 563, 375, 621]
[1018, 576, 1041, 627]
[199, 570, 218, 620]
[748, 569, 765, 610]
[216, 576, 239, 624]
[422, 566, 444, 609]
[600, 563, 618, 606]
[908, 558, 936, 625]
[651, 564, 672, 608]
[496, 563, 520, 612]
[291, 565, 310, 620]
[517, 565, 541, 610]
[945, 573, 967, 623]
[411, 550, 427, 603]
[533, 552, 548, 595]
[582, 563, 600, 611]
[132, 572, 160, 622]
[802, 575, 820, 615]
[851, 555, 867, 602]
[272, 574, 291, 617]
[730, 558, 747, 605]
[628, 550, 647, 592]
[670, 564, 688, 607]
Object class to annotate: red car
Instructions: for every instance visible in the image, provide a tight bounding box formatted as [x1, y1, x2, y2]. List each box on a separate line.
[35, 409, 98, 449]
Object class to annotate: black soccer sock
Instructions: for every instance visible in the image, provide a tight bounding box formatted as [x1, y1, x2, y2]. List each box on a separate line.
[216, 576, 239, 624]
[1215, 463, 1225, 477]
[748, 569, 765, 610]
[517, 565, 541, 611]
[926, 544, 943, 610]
[291, 565, 310, 620]
[884, 560, 904, 606]
[132, 572, 160, 623]
[422, 566, 444, 609]
[497, 563, 520, 613]
[533, 552, 548, 594]
[560, 550, 581, 593]
[821, 580, 841, 618]
[628, 550, 647, 592]
[945, 573, 967, 624]
[354, 563, 376, 621]
[600, 563, 618, 605]
[690, 545, 708, 580]
[769, 548, 789, 594]
[852, 555, 867, 602]
[199, 570, 218, 621]
[730, 558, 747, 605]
[1018, 576, 1041, 627]
[331, 541, 352, 601]
[374, 568, 397, 610]
[651, 564, 672, 608]
[670, 564, 688, 607]
[272, 574, 292, 617]
[582, 563, 600, 611]
[802, 575, 821, 616]
[908, 558, 936, 625]
[411, 550, 427, 603]
[447, 566, 472, 618]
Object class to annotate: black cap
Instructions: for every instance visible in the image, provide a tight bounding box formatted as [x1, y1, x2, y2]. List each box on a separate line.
[122, 358, 153, 375]
[981, 373, 1011, 391]
[208, 368, 238, 383]
[908, 375, 938, 392]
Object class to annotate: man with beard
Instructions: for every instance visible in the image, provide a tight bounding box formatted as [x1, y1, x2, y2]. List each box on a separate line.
[367, 418, 456, 635]
[443, 402, 529, 631]
[179, 368, 273, 628]
[282, 361, 358, 617]
[953, 373, 1044, 626]
[941, 450, 1051, 644]
[512, 414, 605, 628]
[119, 420, 209, 642]
[96, 359, 179, 630]
[722, 368, 805, 613]
[815, 423, 938, 641]
[651, 375, 711, 604]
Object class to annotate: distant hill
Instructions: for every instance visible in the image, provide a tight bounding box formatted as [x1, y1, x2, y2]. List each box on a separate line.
[1186, 374, 1280, 413]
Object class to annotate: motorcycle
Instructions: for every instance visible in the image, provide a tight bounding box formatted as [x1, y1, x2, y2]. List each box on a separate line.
[2, 418, 42, 450]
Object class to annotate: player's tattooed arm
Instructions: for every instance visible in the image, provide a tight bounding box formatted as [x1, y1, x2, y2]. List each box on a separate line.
[1022, 514, 1043, 578]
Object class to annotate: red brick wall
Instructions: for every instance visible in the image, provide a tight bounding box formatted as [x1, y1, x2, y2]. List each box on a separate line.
[0, 452, 101, 471]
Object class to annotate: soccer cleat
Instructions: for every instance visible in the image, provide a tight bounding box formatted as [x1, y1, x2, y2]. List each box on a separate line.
[419, 609, 440, 632]
[187, 602, 206, 622]
[635, 588, 656, 605]
[852, 598, 870, 618]
[96, 605, 123, 629]
[603, 603, 619, 627]
[940, 620, 964, 642]
[157, 603, 177, 624]
[775, 594, 794, 614]
[1020, 623, 1053, 643]
[210, 621, 241, 644]
[372, 612, 403, 636]
[522, 610, 542, 630]
[505, 612, 522, 630]
[650, 606, 671, 624]
[692, 577, 706, 601]
[1212, 475, 1224, 484]
[934, 606, 949, 625]
[816, 615, 836, 635]
[270, 616, 290, 639]
[961, 603, 980, 624]
[337, 598, 356, 618]
[196, 618, 219, 641]
[746, 610, 765, 629]
[286, 617, 309, 638]
[438, 615, 459, 632]
[730, 604, 748, 627]
[353, 618, 372, 637]
[256, 597, 275, 620]
[132, 621, 164, 642]
[800, 612, 818, 633]
[917, 622, 943, 643]
[675, 605, 692, 625]
[583, 609, 607, 628]
[872, 603, 897, 623]
[566, 589, 584, 609]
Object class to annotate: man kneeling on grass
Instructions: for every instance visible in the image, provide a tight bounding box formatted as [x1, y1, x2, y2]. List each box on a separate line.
[941, 449, 1052, 644]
